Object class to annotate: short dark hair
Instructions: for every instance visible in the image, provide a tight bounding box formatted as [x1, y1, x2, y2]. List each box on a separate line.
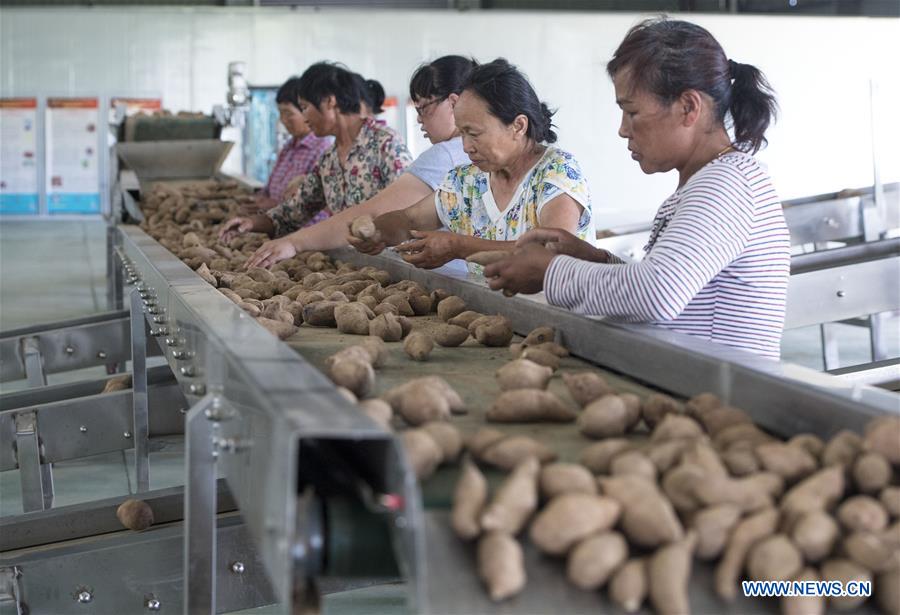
[409, 55, 478, 102]
[297, 62, 386, 115]
[275, 77, 303, 111]
[607, 17, 777, 154]
[462, 58, 557, 144]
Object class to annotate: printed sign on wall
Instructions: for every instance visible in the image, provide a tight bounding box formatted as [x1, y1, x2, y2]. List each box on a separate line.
[0, 98, 39, 215]
[46, 97, 101, 214]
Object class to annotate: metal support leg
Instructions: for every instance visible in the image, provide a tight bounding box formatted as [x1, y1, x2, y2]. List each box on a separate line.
[21, 337, 47, 388]
[14, 411, 53, 512]
[0, 566, 24, 615]
[820, 323, 841, 370]
[869, 312, 889, 362]
[184, 395, 220, 615]
[130, 289, 150, 493]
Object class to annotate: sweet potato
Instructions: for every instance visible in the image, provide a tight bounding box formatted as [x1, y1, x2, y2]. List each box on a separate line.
[715, 507, 779, 600]
[495, 359, 552, 391]
[452, 458, 488, 540]
[327, 356, 374, 398]
[701, 405, 752, 436]
[642, 393, 682, 429]
[384, 380, 450, 425]
[692, 504, 742, 560]
[837, 495, 889, 533]
[609, 558, 648, 613]
[821, 430, 864, 468]
[359, 336, 388, 368]
[651, 414, 704, 442]
[864, 416, 900, 465]
[401, 429, 443, 479]
[791, 510, 839, 562]
[876, 564, 899, 615]
[196, 262, 218, 286]
[349, 215, 377, 240]
[474, 319, 514, 347]
[610, 450, 658, 482]
[523, 326, 555, 346]
[436, 295, 467, 321]
[781, 465, 846, 526]
[756, 441, 819, 483]
[566, 531, 628, 590]
[722, 446, 761, 476]
[853, 452, 892, 494]
[117, 498, 154, 531]
[382, 375, 464, 415]
[302, 300, 339, 327]
[598, 475, 684, 548]
[448, 310, 484, 329]
[434, 324, 470, 347]
[478, 531, 526, 601]
[256, 316, 298, 339]
[479, 436, 558, 470]
[578, 395, 631, 438]
[685, 392, 722, 419]
[788, 434, 825, 459]
[843, 531, 899, 572]
[782, 568, 825, 615]
[369, 312, 403, 341]
[529, 493, 621, 556]
[747, 534, 803, 582]
[481, 457, 540, 534]
[579, 439, 634, 474]
[102, 374, 132, 393]
[334, 302, 372, 335]
[519, 347, 559, 370]
[358, 399, 392, 429]
[408, 293, 433, 315]
[881, 486, 900, 518]
[467, 428, 507, 459]
[382, 294, 415, 317]
[403, 331, 434, 361]
[648, 531, 697, 615]
[822, 558, 872, 610]
[421, 421, 462, 462]
[693, 472, 784, 513]
[561, 371, 612, 407]
[488, 390, 576, 423]
[539, 463, 597, 499]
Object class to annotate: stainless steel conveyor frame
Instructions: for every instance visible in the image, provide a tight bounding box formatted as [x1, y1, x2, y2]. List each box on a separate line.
[2, 221, 899, 615]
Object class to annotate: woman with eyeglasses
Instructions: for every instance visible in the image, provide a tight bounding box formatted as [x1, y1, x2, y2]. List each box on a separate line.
[219, 62, 412, 247]
[348, 58, 595, 271]
[484, 19, 790, 359]
[237, 56, 476, 268]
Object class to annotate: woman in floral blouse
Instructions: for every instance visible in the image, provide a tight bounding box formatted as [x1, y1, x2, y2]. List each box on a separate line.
[349, 58, 594, 270]
[219, 62, 412, 242]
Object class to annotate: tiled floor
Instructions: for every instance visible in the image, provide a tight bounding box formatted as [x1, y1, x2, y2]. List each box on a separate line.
[0, 220, 895, 615]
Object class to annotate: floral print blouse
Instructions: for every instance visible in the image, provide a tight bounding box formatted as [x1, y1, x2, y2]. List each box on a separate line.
[434, 146, 595, 245]
[267, 118, 412, 236]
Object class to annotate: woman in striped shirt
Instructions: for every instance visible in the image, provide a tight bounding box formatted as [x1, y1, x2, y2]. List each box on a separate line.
[485, 18, 791, 359]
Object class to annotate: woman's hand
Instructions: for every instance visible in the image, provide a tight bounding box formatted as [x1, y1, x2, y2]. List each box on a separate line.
[245, 237, 297, 269]
[484, 242, 556, 296]
[219, 217, 255, 243]
[347, 230, 388, 256]
[394, 230, 459, 269]
[517, 228, 610, 263]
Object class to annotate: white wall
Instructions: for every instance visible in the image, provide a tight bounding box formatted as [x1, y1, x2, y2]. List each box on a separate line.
[2, 7, 898, 227]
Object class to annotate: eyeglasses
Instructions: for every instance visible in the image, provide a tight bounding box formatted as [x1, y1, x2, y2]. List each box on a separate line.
[413, 97, 446, 117]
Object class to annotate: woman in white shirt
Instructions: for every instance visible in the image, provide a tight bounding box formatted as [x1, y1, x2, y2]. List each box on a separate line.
[484, 18, 790, 359]
[243, 56, 476, 269]
[349, 58, 594, 270]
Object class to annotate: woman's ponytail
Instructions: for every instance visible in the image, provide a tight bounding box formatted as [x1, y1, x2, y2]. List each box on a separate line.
[728, 60, 778, 154]
[365, 79, 386, 114]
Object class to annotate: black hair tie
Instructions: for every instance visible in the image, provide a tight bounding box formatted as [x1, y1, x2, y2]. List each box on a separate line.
[728, 59, 739, 78]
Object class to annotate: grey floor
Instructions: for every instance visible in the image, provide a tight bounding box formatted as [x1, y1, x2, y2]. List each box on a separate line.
[0, 220, 895, 615]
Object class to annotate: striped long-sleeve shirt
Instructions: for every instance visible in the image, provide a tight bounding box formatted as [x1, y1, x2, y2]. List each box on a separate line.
[544, 152, 791, 359]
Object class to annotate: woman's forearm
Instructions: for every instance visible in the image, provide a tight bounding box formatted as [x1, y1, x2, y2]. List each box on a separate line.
[452, 236, 518, 258]
[252, 214, 276, 237]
